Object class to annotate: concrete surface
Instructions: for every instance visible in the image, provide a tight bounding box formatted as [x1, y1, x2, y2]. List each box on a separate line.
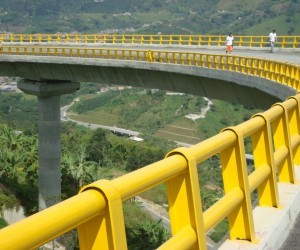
[216, 167, 300, 250]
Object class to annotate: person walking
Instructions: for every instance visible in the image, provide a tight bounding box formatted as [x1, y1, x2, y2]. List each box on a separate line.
[225, 33, 234, 54]
[269, 29, 277, 53]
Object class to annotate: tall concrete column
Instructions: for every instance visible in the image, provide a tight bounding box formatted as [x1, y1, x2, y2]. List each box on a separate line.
[18, 80, 80, 210]
[37, 95, 61, 210]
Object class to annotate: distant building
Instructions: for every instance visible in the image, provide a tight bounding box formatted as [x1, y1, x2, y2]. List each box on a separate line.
[0, 77, 20, 92]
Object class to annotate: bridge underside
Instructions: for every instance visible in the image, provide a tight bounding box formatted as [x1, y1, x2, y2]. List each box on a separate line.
[0, 56, 295, 109]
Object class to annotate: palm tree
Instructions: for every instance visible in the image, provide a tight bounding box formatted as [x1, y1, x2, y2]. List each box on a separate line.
[62, 145, 98, 188]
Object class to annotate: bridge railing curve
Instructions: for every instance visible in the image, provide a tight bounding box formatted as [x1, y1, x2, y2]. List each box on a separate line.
[0, 36, 300, 249]
[1, 34, 300, 48]
[0, 46, 299, 92]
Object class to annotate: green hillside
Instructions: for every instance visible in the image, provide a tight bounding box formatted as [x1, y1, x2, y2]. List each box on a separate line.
[0, 0, 298, 35]
[68, 88, 261, 144]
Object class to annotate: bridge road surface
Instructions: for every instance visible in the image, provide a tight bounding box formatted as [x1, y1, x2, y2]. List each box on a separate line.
[124, 45, 300, 65]
[5, 41, 300, 64]
[75, 43, 300, 65]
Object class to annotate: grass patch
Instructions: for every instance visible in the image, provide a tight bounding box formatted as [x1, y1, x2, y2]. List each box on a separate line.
[154, 117, 201, 144]
[208, 219, 228, 242]
[155, 130, 201, 144]
[163, 124, 198, 136]
[0, 186, 19, 210]
[68, 109, 118, 126]
[140, 184, 167, 206]
[245, 15, 300, 36]
[0, 218, 8, 229]
[123, 201, 154, 229]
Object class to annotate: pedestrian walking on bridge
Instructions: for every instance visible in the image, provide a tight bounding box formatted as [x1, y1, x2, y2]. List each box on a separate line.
[269, 29, 277, 53]
[225, 33, 234, 54]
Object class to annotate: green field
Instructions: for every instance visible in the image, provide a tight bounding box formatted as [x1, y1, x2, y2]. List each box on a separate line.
[66, 89, 262, 145]
[68, 109, 119, 127]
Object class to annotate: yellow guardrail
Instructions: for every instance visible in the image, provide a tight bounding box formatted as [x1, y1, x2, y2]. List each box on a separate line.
[1, 46, 299, 91]
[0, 34, 300, 48]
[0, 44, 300, 249]
[1, 94, 300, 249]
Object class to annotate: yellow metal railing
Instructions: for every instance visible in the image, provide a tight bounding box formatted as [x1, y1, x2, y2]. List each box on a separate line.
[0, 46, 299, 91]
[0, 34, 300, 48]
[0, 43, 300, 249]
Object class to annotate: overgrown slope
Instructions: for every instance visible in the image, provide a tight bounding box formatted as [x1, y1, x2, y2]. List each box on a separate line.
[0, 0, 298, 35]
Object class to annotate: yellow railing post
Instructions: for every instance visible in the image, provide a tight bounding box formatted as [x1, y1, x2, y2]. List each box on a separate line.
[287, 95, 300, 165]
[150, 35, 154, 45]
[188, 36, 192, 46]
[220, 128, 256, 242]
[78, 179, 127, 250]
[251, 114, 280, 206]
[289, 66, 297, 89]
[272, 103, 296, 183]
[164, 148, 206, 250]
[147, 50, 154, 62]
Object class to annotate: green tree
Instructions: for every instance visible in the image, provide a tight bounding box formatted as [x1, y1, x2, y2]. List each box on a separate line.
[62, 145, 98, 188]
[127, 220, 169, 249]
[0, 124, 38, 215]
[86, 129, 112, 165]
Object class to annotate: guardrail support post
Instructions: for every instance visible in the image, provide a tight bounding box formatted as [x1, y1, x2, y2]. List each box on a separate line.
[78, 179, 127, 249]
[252, 114, 280, 206]
[164, 147, 207, 250]
[287, 95, 300, 165]
[272, 102, 296, 183]
[220, 128, 256, 242]
[17, 79, 80, 210]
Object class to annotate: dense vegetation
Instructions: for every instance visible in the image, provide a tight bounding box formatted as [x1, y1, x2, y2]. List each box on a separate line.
[0, 0, 299, 35]
[0, 92, 37, 131]
[0, 85, 175, 246]
[69, 88, 207, 134]
[0, 80, 262, 245]
[68, 86, 260, 142]
[0, 122, 172, 246]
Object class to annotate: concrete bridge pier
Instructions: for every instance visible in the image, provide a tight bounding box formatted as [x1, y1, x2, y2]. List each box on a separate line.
[18, 80, 80, 210]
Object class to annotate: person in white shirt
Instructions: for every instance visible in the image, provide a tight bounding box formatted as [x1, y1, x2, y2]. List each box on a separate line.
[269, 29, 277, 53]
[225, 33, 234, 54]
